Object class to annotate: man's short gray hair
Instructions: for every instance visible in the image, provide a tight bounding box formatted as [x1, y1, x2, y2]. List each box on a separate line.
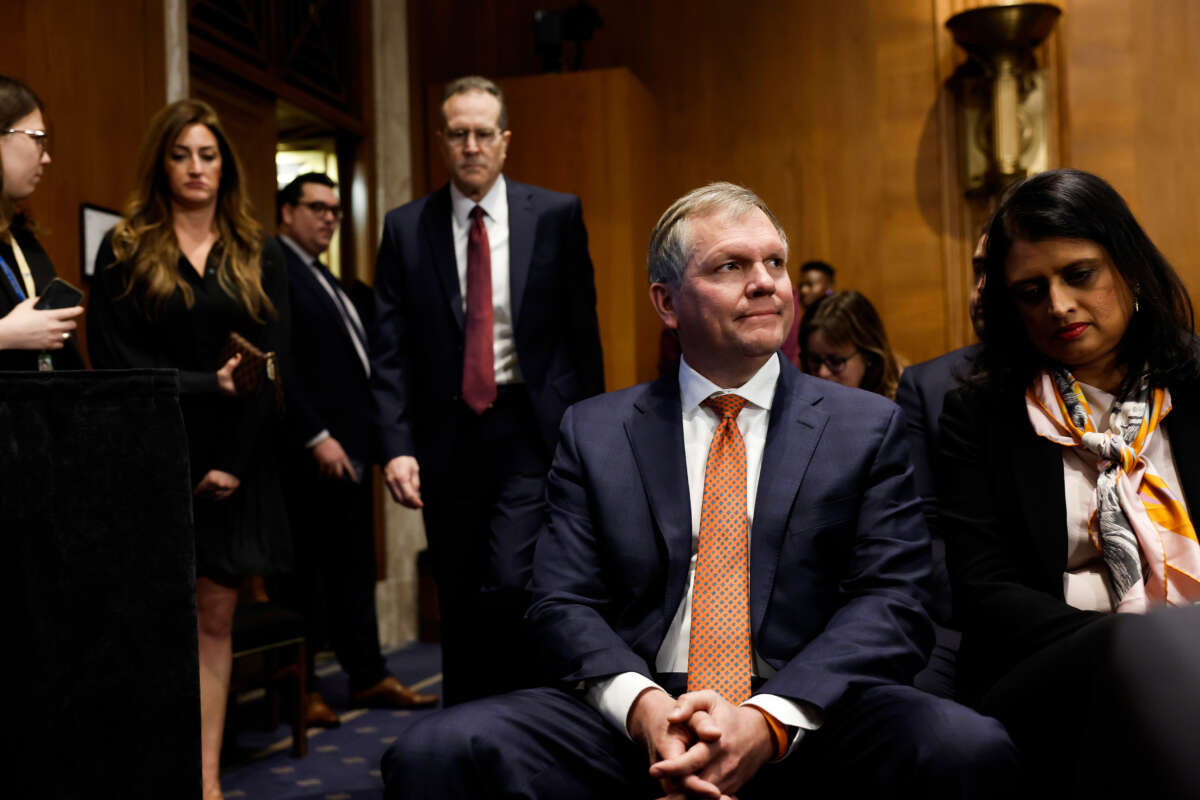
[647, 182, 788, 285]
[441, 75, 508, 131]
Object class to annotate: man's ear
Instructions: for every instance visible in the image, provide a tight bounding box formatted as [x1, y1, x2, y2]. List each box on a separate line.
[649, 282, 679, 330]
[280, 203, 295, 229]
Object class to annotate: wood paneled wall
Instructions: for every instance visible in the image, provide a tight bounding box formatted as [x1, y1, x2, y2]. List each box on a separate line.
[410, 0, 1200, 376]
[1, 0, 168, 360]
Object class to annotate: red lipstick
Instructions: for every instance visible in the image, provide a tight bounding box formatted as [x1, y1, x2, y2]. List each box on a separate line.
[1055, 323, 1089, 341]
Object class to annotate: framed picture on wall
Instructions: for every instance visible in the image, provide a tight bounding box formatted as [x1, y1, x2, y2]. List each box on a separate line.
[80, 203, 122, 279]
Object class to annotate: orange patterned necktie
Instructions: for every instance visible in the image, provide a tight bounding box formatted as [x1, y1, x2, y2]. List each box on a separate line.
[687, 393, 753, 704]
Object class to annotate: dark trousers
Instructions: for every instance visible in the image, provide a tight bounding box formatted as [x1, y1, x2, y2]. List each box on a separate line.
[982, 607, 1200, 799]
[280, 459, 387, 693]
[422, 386, 551, 706]
[381, 684, 1019, 799]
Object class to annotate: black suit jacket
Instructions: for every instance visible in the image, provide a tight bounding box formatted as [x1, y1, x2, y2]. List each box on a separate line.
[527, 360, 934, 712]
[0, 224, 84, 371]
[371, 179, 604, 476]
[937, 378, 1200, 701]
[279, 237, 375, 464]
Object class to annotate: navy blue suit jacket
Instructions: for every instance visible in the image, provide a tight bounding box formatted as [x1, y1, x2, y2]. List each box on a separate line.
[527, 358, 934, 713]
[371, 180, 605, 476]
[279, 238, 375, 464]
[895, 343, 981, 625]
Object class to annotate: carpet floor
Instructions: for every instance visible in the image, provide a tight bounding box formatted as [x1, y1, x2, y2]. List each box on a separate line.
[219, 641, 442, 800]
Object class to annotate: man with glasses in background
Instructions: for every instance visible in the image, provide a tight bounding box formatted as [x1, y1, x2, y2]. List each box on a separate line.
[372, 76, 605, 704]
[277, 173, 437, 727]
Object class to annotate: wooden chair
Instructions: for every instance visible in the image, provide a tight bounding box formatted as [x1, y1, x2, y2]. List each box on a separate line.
[230, 601, 309, 757]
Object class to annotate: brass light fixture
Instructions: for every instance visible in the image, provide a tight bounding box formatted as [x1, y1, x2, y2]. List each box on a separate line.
[946, 2, 1062, 195]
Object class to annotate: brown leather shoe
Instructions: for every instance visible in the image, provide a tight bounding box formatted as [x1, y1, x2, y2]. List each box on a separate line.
[306, 691, 341, 728]
[350, 675, 439, 709]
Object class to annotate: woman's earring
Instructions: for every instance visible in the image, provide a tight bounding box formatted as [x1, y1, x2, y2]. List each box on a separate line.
[1134, 296, 1141, 313]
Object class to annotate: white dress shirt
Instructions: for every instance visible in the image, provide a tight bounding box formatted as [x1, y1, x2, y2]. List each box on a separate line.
[586, 353, 820, 755]
[1061, 381, 1189, 611]
[280, 234, 371, 449]
[449, 175, 521, 385]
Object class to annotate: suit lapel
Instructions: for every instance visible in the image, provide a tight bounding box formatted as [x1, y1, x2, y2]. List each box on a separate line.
[422, 185, 464, 330]
[749, 366, 828, 637]
[627, 377, 693, 622]
[1008, 396, 1068, 580]
[282, 241, 360, 358]
[507, 180, 534, 327]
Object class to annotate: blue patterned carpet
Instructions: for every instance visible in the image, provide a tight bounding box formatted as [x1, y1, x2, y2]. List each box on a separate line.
[219, 642, 442, 800]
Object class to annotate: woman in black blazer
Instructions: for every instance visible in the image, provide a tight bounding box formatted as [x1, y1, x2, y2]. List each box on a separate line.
[939, 169, 1200, 796]
[0, 75, 83, 369]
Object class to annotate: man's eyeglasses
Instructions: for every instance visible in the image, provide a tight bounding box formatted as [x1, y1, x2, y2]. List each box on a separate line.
[3, 129, 49, 155]
[443, 127, 500, 147]
[804, 351, 861, 374]
[297, 201, 343, 220]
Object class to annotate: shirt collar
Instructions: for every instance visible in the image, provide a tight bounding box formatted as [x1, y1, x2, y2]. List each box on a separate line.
[279, 234, 317, 267]
[450, 174, 508, 228]
[679, 353, 780, 414]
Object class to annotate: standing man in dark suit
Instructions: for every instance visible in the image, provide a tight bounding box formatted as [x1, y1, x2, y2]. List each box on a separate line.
[278, 173, 436, 725]
[381, 183, 1016, 799]
[372, 76, 605, 705]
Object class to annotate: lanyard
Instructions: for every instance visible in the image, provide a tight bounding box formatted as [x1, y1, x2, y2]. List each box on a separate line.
[0, 252, 25, 300]
[8, 236, 34, 299]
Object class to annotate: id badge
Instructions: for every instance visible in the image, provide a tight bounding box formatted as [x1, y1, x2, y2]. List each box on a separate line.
[37, 352, 53, 371]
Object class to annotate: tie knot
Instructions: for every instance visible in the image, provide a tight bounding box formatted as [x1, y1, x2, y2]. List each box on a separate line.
[702, 393, 748, 421]
[470, 205, 485, 222]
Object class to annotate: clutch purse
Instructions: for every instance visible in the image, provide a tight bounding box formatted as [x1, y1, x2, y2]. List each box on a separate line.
[219, 331, 282, 406]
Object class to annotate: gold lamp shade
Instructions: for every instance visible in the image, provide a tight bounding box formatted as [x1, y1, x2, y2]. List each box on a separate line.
[946, 3, 1062, 188]
[946, 3, 1062, 58]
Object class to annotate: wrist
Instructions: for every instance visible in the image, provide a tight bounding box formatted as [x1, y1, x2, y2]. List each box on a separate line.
[748, 705, 787, 760]
[627, 687, 671, 740]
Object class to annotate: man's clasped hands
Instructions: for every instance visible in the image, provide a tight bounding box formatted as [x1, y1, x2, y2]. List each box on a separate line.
[628, 687, 779, 800]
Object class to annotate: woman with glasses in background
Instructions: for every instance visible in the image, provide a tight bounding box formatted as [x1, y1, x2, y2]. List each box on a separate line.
[0, 75, 84, 369]
[799, 289, 903, 400]
[88, 98, 290, 800]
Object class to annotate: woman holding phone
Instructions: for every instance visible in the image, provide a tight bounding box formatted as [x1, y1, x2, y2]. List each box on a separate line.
[0, 74, 84, 369]
[88, 98, 290, 800]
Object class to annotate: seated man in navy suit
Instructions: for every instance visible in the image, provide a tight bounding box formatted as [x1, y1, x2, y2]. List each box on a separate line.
[381, 183, 1017, 798]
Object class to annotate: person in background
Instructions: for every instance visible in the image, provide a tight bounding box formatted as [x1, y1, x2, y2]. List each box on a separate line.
[372, 75, 605, 705]
[276, 172, 436, 728]
[780, 259, 837, 367]
[939, 169, 1200, 795]
[800, 289, 902, 400]
[796, 259, 835, 309]
[893, 232, 988, 700]
[0, 75, 83, 369]
[88, 99, 291, 800]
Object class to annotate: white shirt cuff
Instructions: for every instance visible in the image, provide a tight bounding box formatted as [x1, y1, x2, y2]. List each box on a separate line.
[585, 672, 664, 739]
[742, 694, 823, 758]
[305, 429, 331, 448]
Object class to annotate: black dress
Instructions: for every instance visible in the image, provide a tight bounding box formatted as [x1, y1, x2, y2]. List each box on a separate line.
[0, 221, 85, 371]
[87, 233, 292, 584]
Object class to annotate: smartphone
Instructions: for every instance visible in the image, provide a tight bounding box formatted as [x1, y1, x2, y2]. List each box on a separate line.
[35, 277, 84, 310]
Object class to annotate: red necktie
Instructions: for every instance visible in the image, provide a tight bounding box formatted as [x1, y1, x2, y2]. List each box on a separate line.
[462, 205, 496, 414]
[687, 393, 753, 705]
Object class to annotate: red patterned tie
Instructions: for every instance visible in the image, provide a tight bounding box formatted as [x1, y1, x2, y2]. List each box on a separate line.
[462, 205, 496, 414]
[687, 393, 753, 704]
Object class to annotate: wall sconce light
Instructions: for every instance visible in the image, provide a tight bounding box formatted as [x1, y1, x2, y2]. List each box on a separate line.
[946, 2, 1062, 196]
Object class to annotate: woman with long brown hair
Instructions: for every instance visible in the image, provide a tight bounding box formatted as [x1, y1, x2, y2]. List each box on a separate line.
[88, 99, 290, 800]
[799, 289, 903, 400]
[0, 74, 84, 368]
